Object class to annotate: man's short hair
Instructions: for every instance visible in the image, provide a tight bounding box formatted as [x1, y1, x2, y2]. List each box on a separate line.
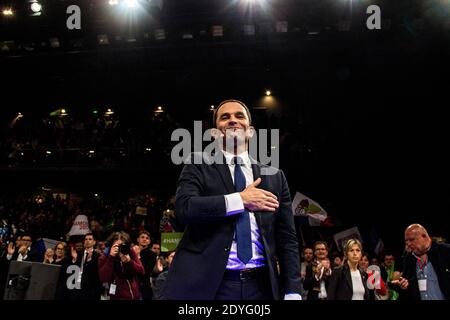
[85, 232, 96, 241]
[212, 99, 252, 127]
[313, 241, 329, 251]
[138, 230, 151, 238]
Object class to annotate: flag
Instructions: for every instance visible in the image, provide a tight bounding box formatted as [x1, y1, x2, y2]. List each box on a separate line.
[369, 227, 385, 256]
[292, 191, 328, 226]
[333, 226, 363, 251]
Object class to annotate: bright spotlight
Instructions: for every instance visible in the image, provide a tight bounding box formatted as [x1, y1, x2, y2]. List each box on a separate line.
[265, 90, 272, 96]
[31, 2, 42, 13]
[109, 0, 119, 5]
[124, 0, 138, 8]
[2, 8, 13, 16]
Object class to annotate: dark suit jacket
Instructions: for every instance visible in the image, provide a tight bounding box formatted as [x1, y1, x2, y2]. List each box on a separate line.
[303, 262, 332, 300]
[162, 153, 301, 300]
[399, 241, 450, 300]
[326, 263, 371, 300]
[9, 247, 40, 262]
[69, 250, 103, 300]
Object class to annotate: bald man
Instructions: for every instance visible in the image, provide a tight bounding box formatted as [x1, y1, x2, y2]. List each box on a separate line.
[393, 224, 450, 300]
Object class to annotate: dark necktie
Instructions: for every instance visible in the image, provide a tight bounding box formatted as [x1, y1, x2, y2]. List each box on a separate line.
[233, 156, 252, 264]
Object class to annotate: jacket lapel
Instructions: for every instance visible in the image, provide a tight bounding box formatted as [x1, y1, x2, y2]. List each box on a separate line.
[344, 264, 353, 292]
[213, 154, 235, 194]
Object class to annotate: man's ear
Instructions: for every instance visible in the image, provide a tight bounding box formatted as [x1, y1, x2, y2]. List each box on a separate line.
[246, 126, 255, 138]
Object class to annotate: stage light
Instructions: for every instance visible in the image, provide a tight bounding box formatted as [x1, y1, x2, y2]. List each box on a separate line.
[31, 2, 42, 13]
[61, 109, 67, 115]
[154, 29, 166, 40]
[212, 25, 224, 37]
[49, 37, 60, 48]
[89, 150, 95, 154]
[97, 34, 110, 45]
[155, 106, 164, 113]
[145, 147, 152, 152]
[92, 110, 98, 114]
[182, 32, 194, 40]
[276, 21, 288, 33]
[105, 108, 114, 116]
[109, 0, 119, 5]
[265, 90, 272, 96]
[46, 150, 52, 155]
[2, 8, 13, 16]
[124, 0, 138, 8]
[17, 112, 24, 119]
[210, 105, 215, 111]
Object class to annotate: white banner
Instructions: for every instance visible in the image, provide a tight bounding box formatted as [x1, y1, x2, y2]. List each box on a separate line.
[68, 215, 90, 236]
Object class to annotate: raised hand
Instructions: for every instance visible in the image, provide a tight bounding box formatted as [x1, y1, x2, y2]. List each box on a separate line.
[7, 242, 15, 256]
[71, 246, 78, 262]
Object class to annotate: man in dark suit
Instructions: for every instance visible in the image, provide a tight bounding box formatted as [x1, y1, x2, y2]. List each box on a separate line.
[393, 224, 450, 300]
[162, 99, 301, 300]
[3, 233, 40, 263]
[68, 232, 103, 300]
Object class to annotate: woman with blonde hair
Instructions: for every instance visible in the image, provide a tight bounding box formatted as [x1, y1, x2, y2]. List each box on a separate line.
[327, 239, 372, 300]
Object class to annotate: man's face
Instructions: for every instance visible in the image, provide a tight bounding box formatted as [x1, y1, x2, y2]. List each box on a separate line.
[384, 255, 395, 268]
[359, 255, 369, 271]
[303, 248, 314, 262]
[314, 244, 328, 260]
[21, 236, 32, 248]
[405, 229, 429, 256]
[138, 234, 151, 248]
[151, 244, 160, 255]
[84, 235, 96, 249]
[215, 102, 252, 147]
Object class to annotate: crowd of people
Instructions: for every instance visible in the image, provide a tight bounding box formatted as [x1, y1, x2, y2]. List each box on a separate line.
[0, 230, 174, 300]
[0, 110, 178, 168]
[1, 214, 448, 300]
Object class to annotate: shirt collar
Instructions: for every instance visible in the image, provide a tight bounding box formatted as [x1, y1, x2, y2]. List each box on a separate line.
[223, 150, 251, 167]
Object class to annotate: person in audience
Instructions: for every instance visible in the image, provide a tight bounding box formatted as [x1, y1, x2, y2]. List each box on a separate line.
[133, 230, 157, 300]
[327, 239, 372, 300]
[43, 248, 55, 264]
[98, 231, 145, 300]
[53, 241, 69, 265]
[151, 242, 161, 257]
[153, 251, 175, 300]
[332, 253, 344, 269]
[68, 233, 103, 300]
[52, 241, 71, 300]
[393, 224, 450, 300]
[300, 247, 314, 300]
[3, 233, 40, 262]
[303, 241, 332, 300]
[382, 253, 400, 300]
[359, 253, 389, 300]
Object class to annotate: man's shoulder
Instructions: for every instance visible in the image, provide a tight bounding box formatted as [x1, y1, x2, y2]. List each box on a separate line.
[433, 241, 450, 254]
[256, 162, 283, 177]
[183, 152, 223, 166]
